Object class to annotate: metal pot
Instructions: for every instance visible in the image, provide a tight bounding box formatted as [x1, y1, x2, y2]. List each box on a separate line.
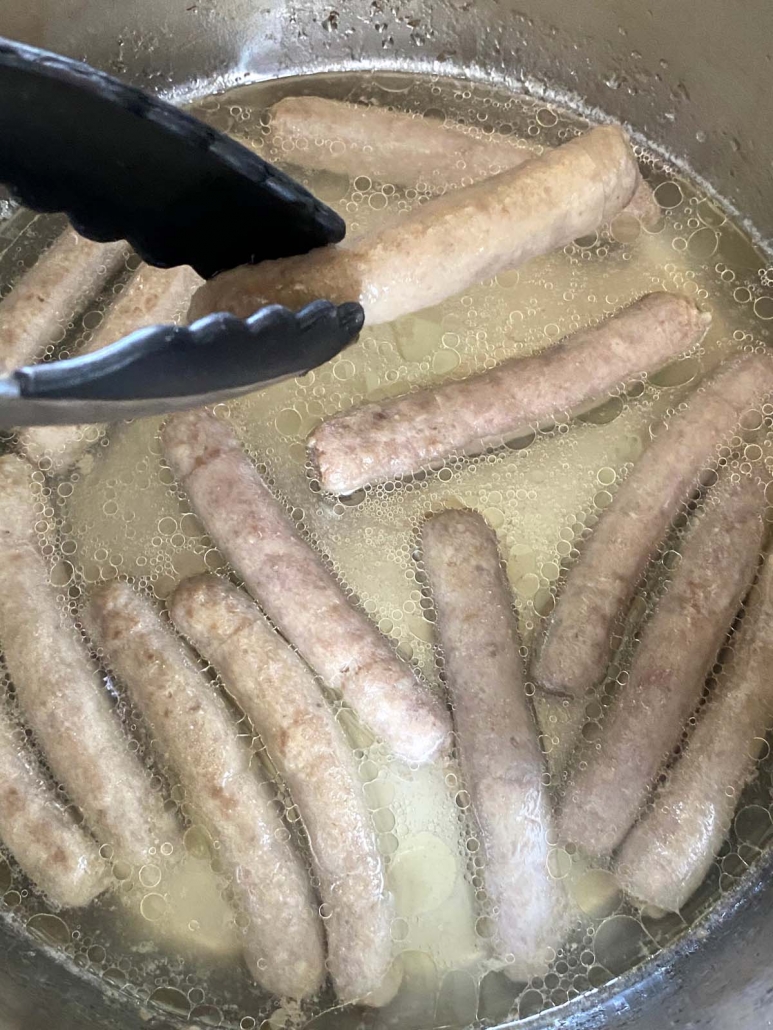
[1, 1, 772, 1027]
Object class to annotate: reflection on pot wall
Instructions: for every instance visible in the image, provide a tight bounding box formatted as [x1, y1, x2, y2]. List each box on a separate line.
[3, 0, 772, 250]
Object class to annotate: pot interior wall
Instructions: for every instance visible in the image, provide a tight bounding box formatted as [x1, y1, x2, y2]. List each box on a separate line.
[4, 0, 772, 250]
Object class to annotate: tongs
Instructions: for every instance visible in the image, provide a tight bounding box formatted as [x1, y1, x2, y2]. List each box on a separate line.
[0, 38, 364, 428]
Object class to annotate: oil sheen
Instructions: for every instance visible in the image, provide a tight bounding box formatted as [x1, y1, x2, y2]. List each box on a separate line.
[1, 69, 772, 1030]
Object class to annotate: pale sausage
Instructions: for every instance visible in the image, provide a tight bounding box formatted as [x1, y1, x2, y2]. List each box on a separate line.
[189, 125, 640, 326]
[533, 352, 773, 697]
[422, 509, 571, 978]
[615, 550, 773, 911]
[559, 471, 765, 857]
[90, 581, 326, 1000]
[0, 454, 179, 868]
[19, 264, 201, 472]
[0, 230, 129, 372]
[161, 410, 450, 764]
[308, 292, 709, 495]
[170, 574, 395, 1003]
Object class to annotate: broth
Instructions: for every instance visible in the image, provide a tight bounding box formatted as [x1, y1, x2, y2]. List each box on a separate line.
[1, 69, 772, 1029]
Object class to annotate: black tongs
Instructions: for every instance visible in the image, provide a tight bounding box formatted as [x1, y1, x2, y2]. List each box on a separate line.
[0, 38, 364, 427]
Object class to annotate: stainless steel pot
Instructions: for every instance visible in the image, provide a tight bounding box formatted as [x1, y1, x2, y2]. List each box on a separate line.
[1, 1, 772, 1027]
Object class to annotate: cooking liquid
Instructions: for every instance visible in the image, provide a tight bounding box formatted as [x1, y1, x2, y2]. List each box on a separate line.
[1, 69, 773, 1029]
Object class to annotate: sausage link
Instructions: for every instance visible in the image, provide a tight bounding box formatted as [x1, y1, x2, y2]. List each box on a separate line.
[0, 696, 107, 908]
[90, 581, 326, 1000]
[189, 125, 639, 326]
[558, 471, 765, 858]
[615, 550, 773, 911]
[268, 96, 659, 224]
[0, 231, 129, 372]
[170, 574, 395, 1004]
[0, 455, 179, 868]
[19, 264, 201, 472]
[533, 352, 773, 698]
[421, 510, 571, 979]
[269, 95, 541, 187]
[308, 291, 709, 495]
[161, 410, 450, 765]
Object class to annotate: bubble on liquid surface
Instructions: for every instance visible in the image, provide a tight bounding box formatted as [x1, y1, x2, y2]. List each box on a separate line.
[26, 913, 70, 947]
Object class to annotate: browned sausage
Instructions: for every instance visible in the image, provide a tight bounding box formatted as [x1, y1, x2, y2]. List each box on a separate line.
[421, 509, 571, 978]
[558, 470, 765, 858]
[268, 95, 659, 224]
[308, 291, 709, 495]
[19, 264, 201, 472]
[0, 697, 107, 908]
[0, 231, 129, 372]
[533, 352, 773, 698]
[0, 454, 179, 868]
[615, 549, 773, 911]
[90, 581, 326, 1000]
[170, 574, 395, 1004]
[189, 125, 639, 326]
[161, 410, 450, 765]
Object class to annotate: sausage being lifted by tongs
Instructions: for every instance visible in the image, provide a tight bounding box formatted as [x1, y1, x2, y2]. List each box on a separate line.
[191, 125, 641, 327]
[0, 38, 364, 429]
